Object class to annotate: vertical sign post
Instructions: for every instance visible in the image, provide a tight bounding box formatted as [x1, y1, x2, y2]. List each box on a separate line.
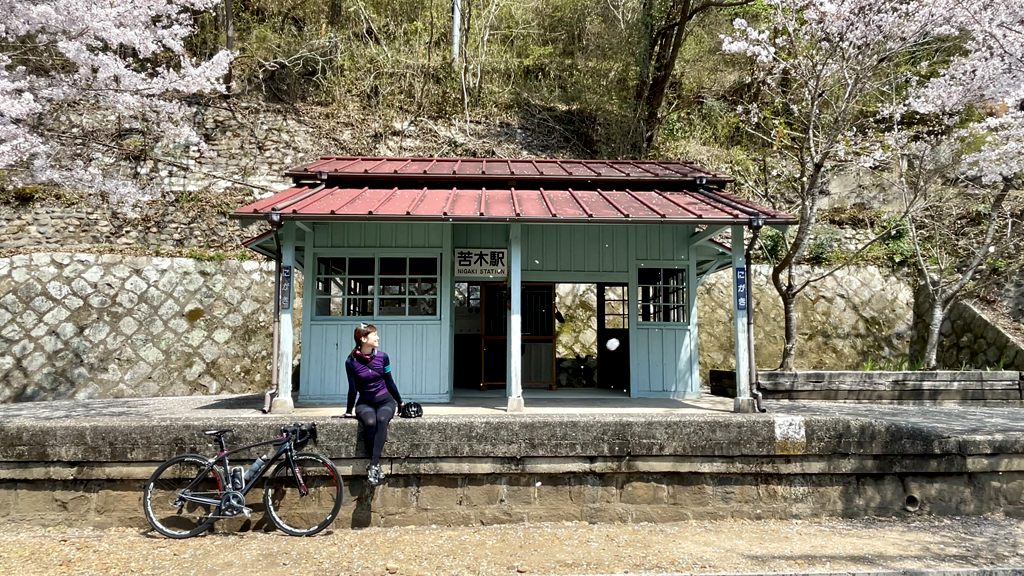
[280, 265, 293, 310]
[734, 266, 747, 312]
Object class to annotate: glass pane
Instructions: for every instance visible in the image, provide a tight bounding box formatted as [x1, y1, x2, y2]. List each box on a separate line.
[347, 298, 373, 316]
[349, 257, 374, 276]
[408, 278, 437, 296]
[606, 315, 625, 329]
[665, 305, 685, 323]
[314, 297, 332, 317]
[640, 285, 661, 305]
[468, 284, 481, 304]
[379, 298, 407, 316]
[662, 285, 685, 305]
[317, 257, 346, 276]
[637, 268, 661, 286]
[605, 301, 626, 316]
[380, 278, 407, 296]
[347, 277, 375, 297]
[379, 257, 406, 276]
[409, 257, 438, 276]
[409, 298, 437, 316]
[605, 285, 626, 302]
[663, 268, 686, 286]
[454, 282, 469, 307]
[316, 278, 346, 297]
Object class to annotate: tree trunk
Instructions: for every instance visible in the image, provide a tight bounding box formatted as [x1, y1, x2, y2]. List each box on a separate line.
[223, 0, 235, 88]
[779, 286, 798, 371]
[922, 295, 945, 369]
[329, 0, 344, 28]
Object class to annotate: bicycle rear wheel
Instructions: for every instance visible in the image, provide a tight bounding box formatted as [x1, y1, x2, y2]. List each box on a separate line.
[143, 454, 223, 539]
[264, 452, 343, 536]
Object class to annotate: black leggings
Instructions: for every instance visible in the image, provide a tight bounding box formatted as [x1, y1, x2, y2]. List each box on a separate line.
[354, 392, 397, 465]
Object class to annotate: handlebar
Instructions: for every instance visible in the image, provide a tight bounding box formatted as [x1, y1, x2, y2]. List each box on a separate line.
[275, 422, 318, 449]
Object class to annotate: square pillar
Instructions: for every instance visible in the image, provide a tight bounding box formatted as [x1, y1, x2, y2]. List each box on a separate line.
[273, 222, 296, 414]
[506, 223, 524, 412]
[731, 225, 754, 413]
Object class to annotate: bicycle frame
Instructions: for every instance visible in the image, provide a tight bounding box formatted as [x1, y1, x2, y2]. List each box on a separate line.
[176, 433, 308, 511]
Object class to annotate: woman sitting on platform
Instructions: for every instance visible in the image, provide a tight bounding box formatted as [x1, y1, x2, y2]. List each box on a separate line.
[343, 323, 404, 486]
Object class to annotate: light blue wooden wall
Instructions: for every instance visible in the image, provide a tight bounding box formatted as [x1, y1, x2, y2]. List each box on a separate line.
[453, 224, 509, 249]
[300, 221, 711, 402]
[522, 224, 630, 277]
[313, 222, 445, 249]
[628, 225, 702, 399]
[301, 222, 451, 404]
[302, 322, 447, 402]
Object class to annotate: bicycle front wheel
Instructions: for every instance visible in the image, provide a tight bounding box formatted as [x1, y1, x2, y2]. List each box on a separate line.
[143, 454, 224, 539]
[264, 452, 343, 536]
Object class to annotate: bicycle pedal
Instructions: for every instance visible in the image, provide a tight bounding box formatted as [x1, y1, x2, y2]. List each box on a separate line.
[242, 507, 252, 519]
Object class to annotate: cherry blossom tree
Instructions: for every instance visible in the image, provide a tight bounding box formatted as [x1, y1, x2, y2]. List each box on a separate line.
[896, 0, 1024, 368]
[719, 0, 972, 370]
[0, 0, 232, 208]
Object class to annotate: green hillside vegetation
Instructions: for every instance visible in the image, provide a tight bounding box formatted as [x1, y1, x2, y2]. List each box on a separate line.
[187, 0, 760, 163]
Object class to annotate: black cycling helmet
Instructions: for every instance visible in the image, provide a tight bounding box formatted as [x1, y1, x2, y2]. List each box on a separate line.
[399, 402, 423, 418]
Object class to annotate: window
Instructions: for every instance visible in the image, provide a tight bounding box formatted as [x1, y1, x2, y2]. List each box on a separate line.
[638, 267, 687, 323]
[603, 285, 628, 329]
[314, 255, 439, 318]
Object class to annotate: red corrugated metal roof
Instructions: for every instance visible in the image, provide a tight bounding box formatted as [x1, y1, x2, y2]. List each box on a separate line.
[231, 156, 795, 225]
[285, 156, 728, 183]
[234, 185, 795, 224]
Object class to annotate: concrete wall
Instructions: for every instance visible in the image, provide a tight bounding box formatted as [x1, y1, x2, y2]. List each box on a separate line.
[2, 412, 1023, 528]
[0, 253, 302, 402]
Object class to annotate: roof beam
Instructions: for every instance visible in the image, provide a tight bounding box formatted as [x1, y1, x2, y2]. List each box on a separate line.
[689, 225, 725, 247]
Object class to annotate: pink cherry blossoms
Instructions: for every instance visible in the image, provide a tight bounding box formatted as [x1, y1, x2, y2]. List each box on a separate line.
[0, 0, 232, 206]
[721, 0, 1024, 184]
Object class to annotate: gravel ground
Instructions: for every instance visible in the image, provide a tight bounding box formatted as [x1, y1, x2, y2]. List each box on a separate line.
[0, 516, 1022, 576]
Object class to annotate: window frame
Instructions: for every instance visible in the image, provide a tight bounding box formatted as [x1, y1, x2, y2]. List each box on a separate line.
[635, 262, 691, 327]
[311, 250, 443, 321]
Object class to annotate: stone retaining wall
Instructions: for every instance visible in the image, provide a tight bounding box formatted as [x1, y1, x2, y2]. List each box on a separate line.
[3, 470, 1023, 529]
[0, 191, 267, 254]
[911, 287, 1024, 371]
[0, 253, 301, 402]
[698, 265, 915, 378]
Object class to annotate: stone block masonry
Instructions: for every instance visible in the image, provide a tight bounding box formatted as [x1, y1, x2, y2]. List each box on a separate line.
[0, 253, 298, 402]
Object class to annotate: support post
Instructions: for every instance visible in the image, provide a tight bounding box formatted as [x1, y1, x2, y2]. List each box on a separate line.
[731, 225, 754, 413]
[272, 222, 296, 414]
[507, 223, 524, 412]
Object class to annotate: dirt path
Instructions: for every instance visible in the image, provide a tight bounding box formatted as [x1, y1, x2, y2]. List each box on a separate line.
[1, 516, 1022, 575]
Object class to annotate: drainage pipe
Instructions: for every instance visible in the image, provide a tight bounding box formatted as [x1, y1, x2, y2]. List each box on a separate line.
[745, 214, 767, 413]
[263, 214, 283, 414]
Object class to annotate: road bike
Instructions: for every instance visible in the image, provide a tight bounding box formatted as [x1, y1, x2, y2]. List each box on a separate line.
[143, 422, 342, 538]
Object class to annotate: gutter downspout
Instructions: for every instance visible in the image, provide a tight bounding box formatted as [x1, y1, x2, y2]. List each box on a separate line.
[745, 212, 767, 413]
[263, 212, 284, 414]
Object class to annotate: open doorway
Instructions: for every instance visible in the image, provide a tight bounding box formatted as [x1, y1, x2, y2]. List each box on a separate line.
[554, 284, 629, 394]
[453, 282, 628, 396]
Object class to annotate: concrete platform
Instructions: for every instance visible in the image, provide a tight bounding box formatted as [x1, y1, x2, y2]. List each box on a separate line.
[2, 392, 1024, 528]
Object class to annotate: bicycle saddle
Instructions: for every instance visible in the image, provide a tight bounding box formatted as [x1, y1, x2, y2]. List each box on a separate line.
[203, 429, 232, 437]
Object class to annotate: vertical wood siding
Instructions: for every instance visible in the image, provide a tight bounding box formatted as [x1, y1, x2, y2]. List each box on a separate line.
[453, 224, 510, 248]
[630, 224, 699, 398]
[303, 322, 445, 402]
[302, 221, 448, 403]
[313, 222, 445, 249]
[521, 224, 629, 273]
